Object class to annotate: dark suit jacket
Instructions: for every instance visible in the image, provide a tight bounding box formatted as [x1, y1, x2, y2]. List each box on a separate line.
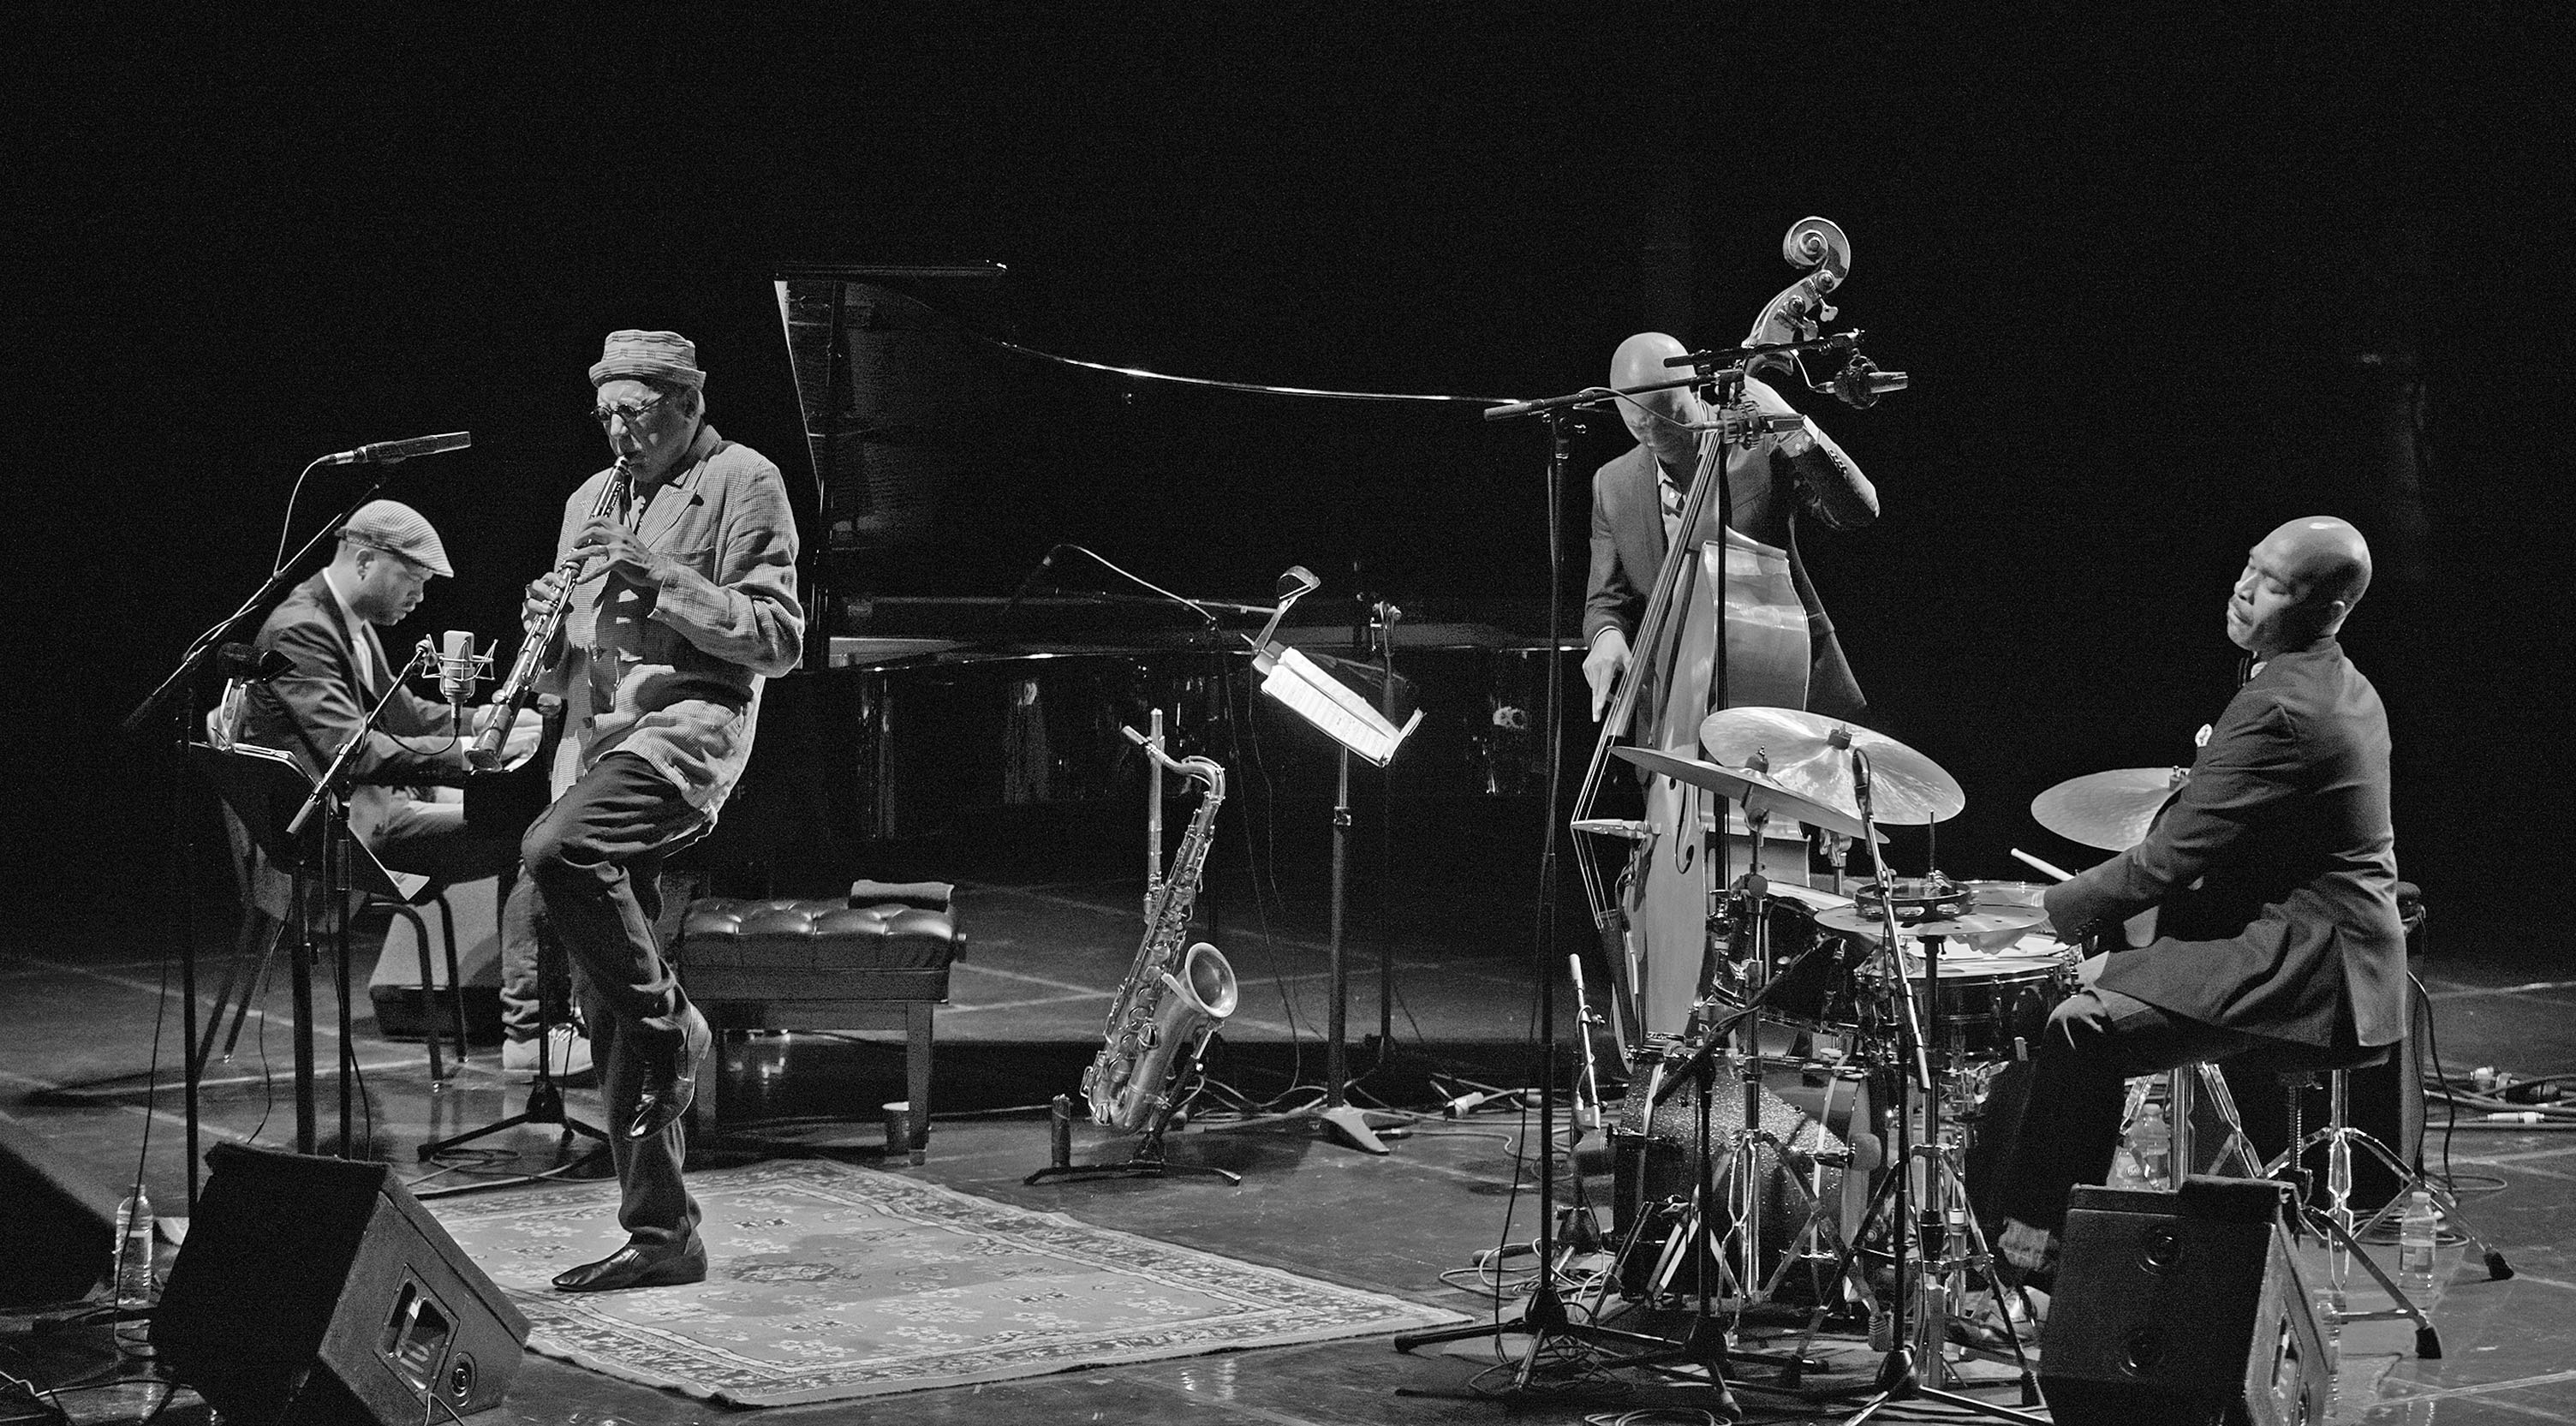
[2046, 638, 2407, 1047]
[238, 572, 466, 849]
[1583, 418, 1875, 719]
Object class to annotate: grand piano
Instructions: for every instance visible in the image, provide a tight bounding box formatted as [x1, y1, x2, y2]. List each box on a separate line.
[766, 265, 1583, 845]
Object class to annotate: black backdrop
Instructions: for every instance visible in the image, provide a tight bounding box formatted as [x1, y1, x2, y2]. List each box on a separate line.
[15, 15, 2567, 935]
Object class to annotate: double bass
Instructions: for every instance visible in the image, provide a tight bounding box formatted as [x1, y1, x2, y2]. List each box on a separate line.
[1572, 218, 1859, 1048]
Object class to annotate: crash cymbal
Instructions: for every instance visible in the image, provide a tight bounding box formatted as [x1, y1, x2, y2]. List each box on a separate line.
[1813, 903, 2048, 941]
[1609, 745, 1871, 840]
[2031, 767, 2189, 852]
[1697, 707, 1965, 826]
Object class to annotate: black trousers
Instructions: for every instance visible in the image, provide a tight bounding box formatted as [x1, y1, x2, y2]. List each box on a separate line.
[1989, 955, 2279, 1236]
[515, 752, 707, 1245]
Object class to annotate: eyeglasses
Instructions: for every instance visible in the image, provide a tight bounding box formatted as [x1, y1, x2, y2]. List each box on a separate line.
[589, 391, 673, 427]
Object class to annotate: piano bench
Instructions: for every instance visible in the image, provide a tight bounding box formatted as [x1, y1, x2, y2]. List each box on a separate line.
[675, 880, 961, 1163]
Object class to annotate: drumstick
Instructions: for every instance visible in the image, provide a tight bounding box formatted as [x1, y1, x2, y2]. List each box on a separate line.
[2011, 847, 2078, 883]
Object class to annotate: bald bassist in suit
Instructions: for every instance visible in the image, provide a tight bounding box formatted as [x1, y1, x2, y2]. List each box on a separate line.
[1583, 331, 1879, 729]
[1582, 331, 1879, 1039]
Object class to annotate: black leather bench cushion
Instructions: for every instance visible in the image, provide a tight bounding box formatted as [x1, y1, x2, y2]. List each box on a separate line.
[680, 897, 958, 1002]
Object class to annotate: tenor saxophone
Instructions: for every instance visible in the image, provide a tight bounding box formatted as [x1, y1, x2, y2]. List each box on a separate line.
[1081, 742, 1237, 1131]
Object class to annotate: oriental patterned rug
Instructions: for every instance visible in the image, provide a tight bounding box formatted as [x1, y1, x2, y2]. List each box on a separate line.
[426, 1158, 1468, 1406]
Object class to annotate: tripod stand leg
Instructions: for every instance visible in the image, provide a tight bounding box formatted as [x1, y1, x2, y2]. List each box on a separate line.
[2331, 1130, 2514, 1280]
[2304, 1205, 2442, 1357]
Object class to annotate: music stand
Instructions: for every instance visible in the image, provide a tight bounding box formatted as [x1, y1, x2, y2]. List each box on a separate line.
[1252, 629, 1422, 1154]
[190, 740, 424, 1158]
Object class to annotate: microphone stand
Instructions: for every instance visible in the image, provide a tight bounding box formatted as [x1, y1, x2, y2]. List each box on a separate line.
[125, 477, 386, 1208]
[1395, 409, 1686, 1410]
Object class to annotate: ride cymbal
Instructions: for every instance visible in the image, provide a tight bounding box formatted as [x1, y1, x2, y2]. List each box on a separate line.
[1609, 745, 1871, 840]
[2031, 767, 2188, 852]
[1697, 707, 1965, 826]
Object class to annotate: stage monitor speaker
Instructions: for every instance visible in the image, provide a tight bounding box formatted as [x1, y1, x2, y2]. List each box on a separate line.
[154, 1143, 528, 1426]
[2041, 1177, 2330, 1426]
[0, 1116, 118, 1307]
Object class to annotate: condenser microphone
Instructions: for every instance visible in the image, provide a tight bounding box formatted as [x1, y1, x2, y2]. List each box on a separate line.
[435, 629, 479, 703]
[320, 432, 472, 466]
[1829, 359, 1908, 409]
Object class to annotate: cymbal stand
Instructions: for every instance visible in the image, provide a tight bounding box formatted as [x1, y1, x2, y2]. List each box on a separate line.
[1832, 749, 2046, 1425]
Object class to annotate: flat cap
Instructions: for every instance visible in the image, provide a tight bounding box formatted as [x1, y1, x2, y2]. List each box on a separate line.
[338, 499, 453, 578]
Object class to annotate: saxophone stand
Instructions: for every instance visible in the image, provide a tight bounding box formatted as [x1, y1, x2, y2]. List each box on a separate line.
[1024, 1052, 1244, 1187]
[1829, 752, 2046, 1426]
[1031, 719, 1248, 1187]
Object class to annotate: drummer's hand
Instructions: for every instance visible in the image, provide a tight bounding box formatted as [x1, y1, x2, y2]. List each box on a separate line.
[1584, 629, 1632, 722]
[522, 570, 567, 635]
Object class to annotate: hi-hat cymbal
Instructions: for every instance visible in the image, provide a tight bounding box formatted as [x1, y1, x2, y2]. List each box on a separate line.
[1697, 707, 1965, 826]
[1609, 745, 1871, 840]
[2032, 767, 2189, 852]
[1814, 903, 2048, 941]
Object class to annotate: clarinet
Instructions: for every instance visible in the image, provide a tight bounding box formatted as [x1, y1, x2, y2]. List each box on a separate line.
[469, 458, 629, 770]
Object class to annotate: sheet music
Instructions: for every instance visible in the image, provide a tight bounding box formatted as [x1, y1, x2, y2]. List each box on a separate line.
[1258, 645, 1422, 767]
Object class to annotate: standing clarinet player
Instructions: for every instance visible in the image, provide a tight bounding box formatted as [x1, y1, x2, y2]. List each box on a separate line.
[478, 330, 803, 1292]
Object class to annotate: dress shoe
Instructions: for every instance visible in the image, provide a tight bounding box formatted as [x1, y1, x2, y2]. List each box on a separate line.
[628, 1003, 711, 1140]
[500, 1026, 595, 1084]
[1948, 1286, 2046, 1354]
[551, 1237, 707, 1292]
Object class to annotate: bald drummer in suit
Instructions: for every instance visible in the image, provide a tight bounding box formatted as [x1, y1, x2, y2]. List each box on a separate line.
[1992, 516, 2408, 1274]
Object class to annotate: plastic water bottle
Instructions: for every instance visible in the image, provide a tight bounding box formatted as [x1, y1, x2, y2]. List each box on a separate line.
[2132, 1103, 2172, 1190]
[2397, 1189, 2440, 1294]
[111, 1184, 155, 1352]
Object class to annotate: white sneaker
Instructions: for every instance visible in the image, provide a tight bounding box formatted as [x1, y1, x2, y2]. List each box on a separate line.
[500, 1027, 595, 1083]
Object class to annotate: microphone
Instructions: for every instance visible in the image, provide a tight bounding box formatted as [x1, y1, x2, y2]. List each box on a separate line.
[218, 642, 295, 683]
[1828, 358, 1908, 409]
[999, 546, 1064, 632]
[434, 629, 482, 704]
[320, 432, 472, 466]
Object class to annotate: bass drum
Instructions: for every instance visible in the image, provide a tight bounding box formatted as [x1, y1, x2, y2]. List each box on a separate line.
[1609, 1041, 1887, 1304]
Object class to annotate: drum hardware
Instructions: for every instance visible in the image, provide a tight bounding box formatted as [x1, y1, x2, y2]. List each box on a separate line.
[1798, 750, 2048, 1425]
[1594, 803, 1865, 1379]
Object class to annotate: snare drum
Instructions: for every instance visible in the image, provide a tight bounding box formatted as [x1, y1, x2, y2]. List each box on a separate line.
[1867, 938, 2078, 1065]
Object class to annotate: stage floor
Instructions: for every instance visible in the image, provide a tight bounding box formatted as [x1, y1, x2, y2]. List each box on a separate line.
[6, 820, 2573, 1424]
